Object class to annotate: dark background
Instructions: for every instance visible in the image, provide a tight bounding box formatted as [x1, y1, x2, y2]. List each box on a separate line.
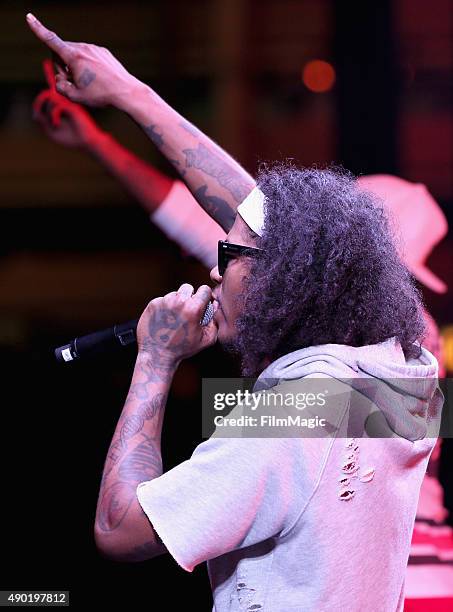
[1, 0, 452, 608]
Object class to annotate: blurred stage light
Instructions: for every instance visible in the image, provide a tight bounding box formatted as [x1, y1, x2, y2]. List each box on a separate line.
[441, 325, 453, 373]
[302, 60, 336, 93]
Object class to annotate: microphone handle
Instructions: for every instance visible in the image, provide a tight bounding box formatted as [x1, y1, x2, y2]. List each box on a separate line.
[55, 319, 138, 363]
[54, 302, 214, 363]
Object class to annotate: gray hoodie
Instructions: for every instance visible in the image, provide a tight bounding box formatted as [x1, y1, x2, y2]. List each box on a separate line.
[137, 337, 443, 612]
[254, 336, 443, 442]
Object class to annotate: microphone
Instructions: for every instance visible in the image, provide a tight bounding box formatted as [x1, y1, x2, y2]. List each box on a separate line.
[54, 302, 215, 363]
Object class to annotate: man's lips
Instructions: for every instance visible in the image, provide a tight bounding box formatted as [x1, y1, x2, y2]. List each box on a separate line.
[212, 297, 225, 320]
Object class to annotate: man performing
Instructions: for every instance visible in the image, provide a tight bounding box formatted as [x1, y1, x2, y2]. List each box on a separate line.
[27, 14, 443, 611]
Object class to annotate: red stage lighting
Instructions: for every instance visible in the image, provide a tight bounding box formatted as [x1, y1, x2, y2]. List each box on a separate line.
[302, 60, 336, 93]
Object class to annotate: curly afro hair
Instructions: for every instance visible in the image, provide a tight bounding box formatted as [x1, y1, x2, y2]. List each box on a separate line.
[235, 163, 426, 376]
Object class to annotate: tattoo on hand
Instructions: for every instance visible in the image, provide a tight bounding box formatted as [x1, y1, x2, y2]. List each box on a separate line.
[183, 143, 250, 203]
[138, 308, 189, 381]
[79, 69, 96, 89]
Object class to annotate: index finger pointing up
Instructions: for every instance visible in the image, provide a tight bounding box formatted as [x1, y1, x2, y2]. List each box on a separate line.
[26, 13, 73, 64]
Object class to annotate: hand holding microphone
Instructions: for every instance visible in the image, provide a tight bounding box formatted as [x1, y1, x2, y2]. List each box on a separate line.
[136, 284, 217, 370]
[55, 284, 217, 363]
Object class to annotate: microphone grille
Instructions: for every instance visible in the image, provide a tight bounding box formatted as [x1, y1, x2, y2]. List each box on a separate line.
[200, 302, 214, 326]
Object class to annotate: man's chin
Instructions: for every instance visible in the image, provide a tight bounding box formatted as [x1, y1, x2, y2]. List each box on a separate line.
[217, 334, 241, 357]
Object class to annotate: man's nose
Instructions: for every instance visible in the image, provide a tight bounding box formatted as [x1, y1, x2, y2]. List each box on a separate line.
[210, 265, 222, 284]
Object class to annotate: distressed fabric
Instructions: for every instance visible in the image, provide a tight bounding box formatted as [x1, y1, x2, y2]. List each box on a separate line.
[136, 338, 442, 611]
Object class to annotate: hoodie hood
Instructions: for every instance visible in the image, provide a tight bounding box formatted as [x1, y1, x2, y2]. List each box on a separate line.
[254, 337, 443, 441]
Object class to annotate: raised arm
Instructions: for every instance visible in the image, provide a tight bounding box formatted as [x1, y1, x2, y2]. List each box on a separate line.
[26, 13, 255, 231]
[33, 83, 225, 267]
[116, 90, 252, 231]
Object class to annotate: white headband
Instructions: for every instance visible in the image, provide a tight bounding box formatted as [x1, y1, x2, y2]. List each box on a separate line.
[237, 186, 266, 236]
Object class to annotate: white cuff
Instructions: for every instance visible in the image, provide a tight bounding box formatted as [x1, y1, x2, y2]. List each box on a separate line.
[151, 181, 226, 269]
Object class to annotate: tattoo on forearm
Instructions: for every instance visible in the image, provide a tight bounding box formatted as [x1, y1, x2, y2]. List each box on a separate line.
[107, 438, 124, 466]
[98, 481, 136, 531]
[179, 119, 201, 138]
[99, 435, 160, 531]
[97, 302, 185, 537]
[142, 393, 165, 420]
[118, 435, 162, 483]
[97, 385, 167, 532]
[143, 124, 164, 148]
[79, 69, 96, 89]
[105, 392, 166, 469]
[120, 414, 145, 445]
[194, 185, 236, 230]
[182, 143, 250, 203]
[98, 435, 162, 532]
[129, 381, 151, 401]
[169, 158, 186, 177]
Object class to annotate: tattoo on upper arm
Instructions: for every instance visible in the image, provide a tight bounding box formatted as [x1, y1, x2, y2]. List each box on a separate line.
[194, 185, 236, 230]
[143, 124, 164, 148]
[182, 143, 250, 203]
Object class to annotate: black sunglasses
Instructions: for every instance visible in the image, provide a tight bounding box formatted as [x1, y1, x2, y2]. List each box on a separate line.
[217, 240, 262, 276]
